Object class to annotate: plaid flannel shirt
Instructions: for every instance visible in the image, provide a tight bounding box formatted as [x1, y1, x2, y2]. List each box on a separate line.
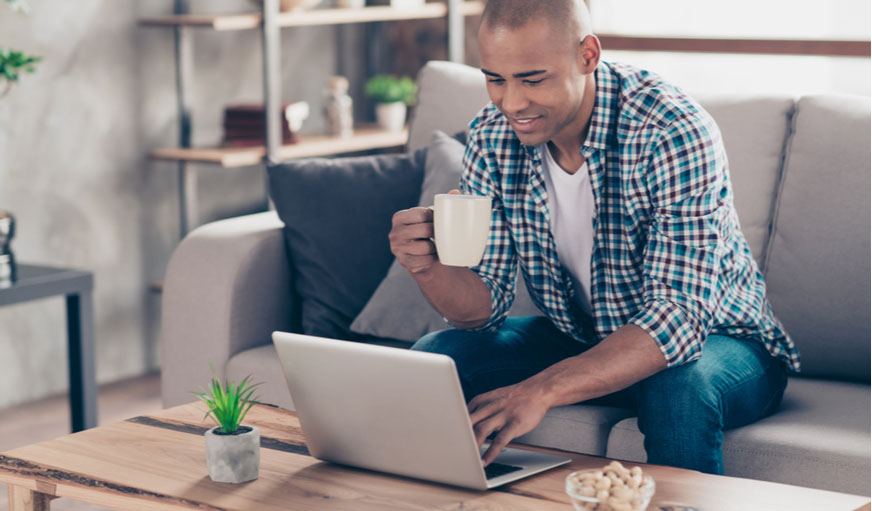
[460, 61, 800, 371]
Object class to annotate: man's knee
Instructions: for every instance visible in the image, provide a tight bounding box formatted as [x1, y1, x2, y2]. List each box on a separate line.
[635, 362, 722, 427]
[411, 328, 470, 355]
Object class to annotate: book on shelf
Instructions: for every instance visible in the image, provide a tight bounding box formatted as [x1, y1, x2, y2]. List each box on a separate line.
[222, 101, 309, 147]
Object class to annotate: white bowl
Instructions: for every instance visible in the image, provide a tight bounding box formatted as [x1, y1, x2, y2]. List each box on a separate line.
[566, 467, 656, 511]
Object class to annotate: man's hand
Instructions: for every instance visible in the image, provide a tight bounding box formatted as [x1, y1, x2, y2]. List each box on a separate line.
[389, 206, 438, 274]
[389, 190, 462, 275]
[468, 380, 551, 467]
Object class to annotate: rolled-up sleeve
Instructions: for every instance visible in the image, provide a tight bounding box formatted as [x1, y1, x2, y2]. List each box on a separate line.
[459, 134, 518, 332]
[628, 115, 730, 367]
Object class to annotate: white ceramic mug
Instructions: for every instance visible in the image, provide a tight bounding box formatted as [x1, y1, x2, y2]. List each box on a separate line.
[431, 194, 492, 267]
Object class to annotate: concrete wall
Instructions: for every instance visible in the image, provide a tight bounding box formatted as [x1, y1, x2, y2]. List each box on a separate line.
[0, 0, 341, 409]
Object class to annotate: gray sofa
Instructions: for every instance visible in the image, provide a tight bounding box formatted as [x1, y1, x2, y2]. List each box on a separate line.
[161, 61, 871, 496]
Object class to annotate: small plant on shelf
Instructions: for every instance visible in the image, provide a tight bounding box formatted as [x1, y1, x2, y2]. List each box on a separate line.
[194, 371, 263, 483]
[365, 75, 416, 133]
[364, 74, 417, 106]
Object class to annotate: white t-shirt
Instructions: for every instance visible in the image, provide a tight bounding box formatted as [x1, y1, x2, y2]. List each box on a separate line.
[539, 144, 595, 316]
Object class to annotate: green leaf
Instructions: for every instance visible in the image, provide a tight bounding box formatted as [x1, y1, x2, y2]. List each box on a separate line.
[190, 369, 262, 433]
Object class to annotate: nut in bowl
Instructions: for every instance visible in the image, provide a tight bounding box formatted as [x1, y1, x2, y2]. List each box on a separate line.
[566, 461, 655, 511]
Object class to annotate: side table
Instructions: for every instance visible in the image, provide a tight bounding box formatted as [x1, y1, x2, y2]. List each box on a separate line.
[0, 264, 97, 432]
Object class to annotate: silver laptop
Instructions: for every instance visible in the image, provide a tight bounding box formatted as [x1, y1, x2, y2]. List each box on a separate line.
[272, 331, 571, 490]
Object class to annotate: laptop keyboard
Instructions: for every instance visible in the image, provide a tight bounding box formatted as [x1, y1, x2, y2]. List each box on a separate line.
[484, 462, 524, 479]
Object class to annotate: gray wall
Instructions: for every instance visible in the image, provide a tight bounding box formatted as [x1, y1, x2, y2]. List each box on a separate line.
[0, 0, 341, 409]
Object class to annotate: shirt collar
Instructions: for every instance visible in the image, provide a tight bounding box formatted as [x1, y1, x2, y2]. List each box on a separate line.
[583, 61, 619, 153]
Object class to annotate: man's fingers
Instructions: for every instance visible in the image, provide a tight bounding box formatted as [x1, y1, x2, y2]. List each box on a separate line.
[467, 394, 485, 414]
[481, 424, 516, 467]
[470, 406, 498, 427]
[403, 240, 436, 256]
[469, 392, 507, 425]
[448, 189, 461, 195]
[389, 223, 433, 245]
[391, 207, 433, 227]
[472, 415, 504, 450]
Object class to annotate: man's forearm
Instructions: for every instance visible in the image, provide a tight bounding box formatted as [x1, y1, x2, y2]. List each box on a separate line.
[411, 263, 492, 329]
[528, 324, 668, 407]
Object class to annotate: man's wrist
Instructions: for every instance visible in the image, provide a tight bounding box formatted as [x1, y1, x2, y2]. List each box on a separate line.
[524, 372, 564, 409]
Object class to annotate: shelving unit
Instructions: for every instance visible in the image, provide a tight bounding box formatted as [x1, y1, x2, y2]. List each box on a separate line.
[142, 0, 481, 240]
[140, 2, 484, 30]
[150, 125, 408, 168]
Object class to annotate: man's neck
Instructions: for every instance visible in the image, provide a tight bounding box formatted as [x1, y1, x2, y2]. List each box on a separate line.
[547, 73, 597, 174]
[547, 73, 597, 173]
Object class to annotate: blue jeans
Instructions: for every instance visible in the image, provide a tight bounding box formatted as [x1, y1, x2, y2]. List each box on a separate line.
[411, 316, 788, 474]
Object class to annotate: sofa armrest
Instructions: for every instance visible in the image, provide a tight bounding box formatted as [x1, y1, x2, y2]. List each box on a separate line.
[160, 211, 297, 407]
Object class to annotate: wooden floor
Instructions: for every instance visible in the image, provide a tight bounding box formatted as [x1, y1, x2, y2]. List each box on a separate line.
[0, 372, 162, 511]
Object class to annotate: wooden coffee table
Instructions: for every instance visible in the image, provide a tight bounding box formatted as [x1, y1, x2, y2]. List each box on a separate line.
[0, 403, 868, 511]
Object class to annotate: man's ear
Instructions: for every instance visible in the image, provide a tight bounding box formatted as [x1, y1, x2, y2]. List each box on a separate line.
[577, 34, 601, 74]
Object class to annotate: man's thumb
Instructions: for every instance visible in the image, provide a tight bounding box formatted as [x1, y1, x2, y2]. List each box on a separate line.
[448, 189, 461, 195]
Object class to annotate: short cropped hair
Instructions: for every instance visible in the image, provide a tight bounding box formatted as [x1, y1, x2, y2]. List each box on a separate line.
[480, 0, 591, 40]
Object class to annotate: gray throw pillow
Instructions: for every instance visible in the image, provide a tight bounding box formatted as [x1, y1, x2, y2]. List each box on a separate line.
[350, 131, 540, 343]
[268, 149, 426, 341]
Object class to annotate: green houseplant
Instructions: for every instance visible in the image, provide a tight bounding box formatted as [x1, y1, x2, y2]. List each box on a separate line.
[365, 74, 416, 133]
[195, 373, 262, 483]
[1, 0, 41, 99]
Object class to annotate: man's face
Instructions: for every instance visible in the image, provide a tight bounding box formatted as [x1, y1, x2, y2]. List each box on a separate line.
[478, 18, 587, 147]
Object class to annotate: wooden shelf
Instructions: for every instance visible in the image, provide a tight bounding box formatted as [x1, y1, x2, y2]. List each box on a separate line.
[139, 2, 484, 30]
[149, 125, 408, 168]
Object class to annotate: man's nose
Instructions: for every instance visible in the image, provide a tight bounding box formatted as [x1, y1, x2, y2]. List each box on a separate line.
[500, 83, 529, 114]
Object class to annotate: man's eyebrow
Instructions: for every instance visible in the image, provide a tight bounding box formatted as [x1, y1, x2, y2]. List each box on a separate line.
[481, 68, 547, 79]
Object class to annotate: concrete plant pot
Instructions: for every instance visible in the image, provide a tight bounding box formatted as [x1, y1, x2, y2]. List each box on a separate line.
[205, 425, 260, 483]
[375, 101, 407, 132]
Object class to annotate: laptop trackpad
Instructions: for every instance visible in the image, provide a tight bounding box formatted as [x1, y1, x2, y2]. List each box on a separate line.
[482, 445, 571, 487]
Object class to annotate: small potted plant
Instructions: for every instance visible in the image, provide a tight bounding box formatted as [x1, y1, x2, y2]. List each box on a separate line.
[365, 74, 416, 133]
[195, 373, 262, 483]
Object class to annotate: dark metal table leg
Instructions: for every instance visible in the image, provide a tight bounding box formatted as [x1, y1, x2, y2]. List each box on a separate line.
[66, 291, 98, 432]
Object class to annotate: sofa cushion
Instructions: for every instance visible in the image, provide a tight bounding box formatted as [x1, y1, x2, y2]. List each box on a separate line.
[764, 95, 871, 381]
[695, 96, 795, 267]
[408, 61, 491, 152]
[516, 404, 635, 457]
[267, 150, 425, 341]
[226, 344, 294, 411]
[604, 377, 871, 495]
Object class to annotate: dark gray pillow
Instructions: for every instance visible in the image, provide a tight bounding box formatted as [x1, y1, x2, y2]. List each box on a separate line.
[268, 149, 426, 340]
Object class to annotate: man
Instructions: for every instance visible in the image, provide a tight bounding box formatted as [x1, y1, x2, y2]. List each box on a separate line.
[388, 0, 799, 475]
